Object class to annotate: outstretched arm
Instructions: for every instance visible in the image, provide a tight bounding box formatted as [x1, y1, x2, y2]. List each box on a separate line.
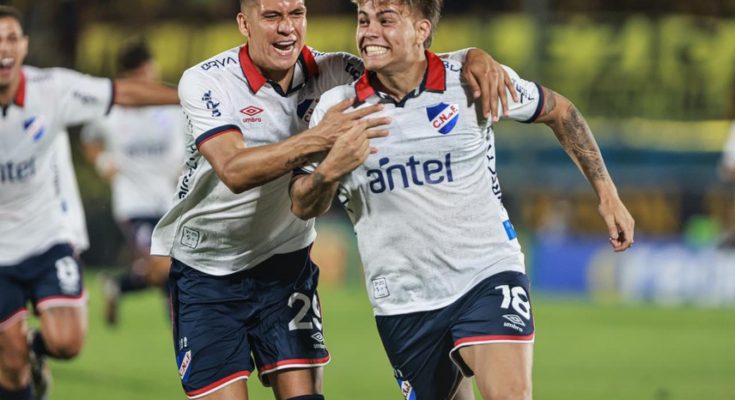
[113, 78, 179, 106]
[534, 87, 635, 251]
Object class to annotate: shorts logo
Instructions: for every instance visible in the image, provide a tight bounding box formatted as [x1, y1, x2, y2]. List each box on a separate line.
[426, 102, 460, 135]
[311, 332, 326, 349]
[503, 314, 526, 327]
[177, 350, 192, 383]
[372, 278, 390, 299]
[240, 106, 263, 123]
[181, 227, 201, 249]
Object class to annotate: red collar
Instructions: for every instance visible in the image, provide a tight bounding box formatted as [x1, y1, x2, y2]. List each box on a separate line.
[238, 44, 319, 94]
[355, 50, 446, 102]
[13, 70, 26, 107]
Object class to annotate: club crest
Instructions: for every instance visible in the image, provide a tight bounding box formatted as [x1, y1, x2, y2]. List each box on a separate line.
[426, 102, 460, 135]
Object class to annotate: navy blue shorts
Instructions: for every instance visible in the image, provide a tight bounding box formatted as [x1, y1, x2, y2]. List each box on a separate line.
[0, 243, 86, 331]
[376, 271, 535, 400]
[169, 246, 329, 399]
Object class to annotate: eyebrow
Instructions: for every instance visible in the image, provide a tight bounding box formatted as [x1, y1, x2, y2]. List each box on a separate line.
[358, 9, 400, 17]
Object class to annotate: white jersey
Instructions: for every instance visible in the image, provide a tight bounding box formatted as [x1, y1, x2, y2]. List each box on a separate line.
[0, 66, 113, 266]
[54, 131, 90, 252]
[81, 106, 185, 221]
[308, 53, 543, 315]
[151, 45, 363, 276]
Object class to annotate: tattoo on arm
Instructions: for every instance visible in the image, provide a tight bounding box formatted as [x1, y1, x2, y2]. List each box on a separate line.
[285, 155, 309, 169]
[541, 88, 558, 117]
[557, 105, 608, 182]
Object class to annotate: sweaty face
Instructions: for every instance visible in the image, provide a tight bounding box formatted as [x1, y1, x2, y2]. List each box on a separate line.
[238, 0, 307, 75]
[0, 17, 27, 90]
[356, 0, 427, 74]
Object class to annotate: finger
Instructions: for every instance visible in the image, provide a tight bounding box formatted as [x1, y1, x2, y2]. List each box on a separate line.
[463, 66, 482, 100]
[504, 69, 519, 103]
[604, 214, 619, 241]
[369, 146, 380, 155]
[364, 116, 392, 129]
[488, 68, 499, 121]
[328, 97, 356, 113]
[478, 67, 494, 121]
[498, 70, 510, 117]
[366, 129, 390, 139]
[348, 103, 385, 119]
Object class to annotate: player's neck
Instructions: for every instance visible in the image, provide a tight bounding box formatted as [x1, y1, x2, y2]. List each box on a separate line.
[373, 58, 427, 102]
[261, 66, 295, 94]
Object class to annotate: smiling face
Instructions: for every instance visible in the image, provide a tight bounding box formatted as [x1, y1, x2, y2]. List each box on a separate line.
[237, 0, 307, 77]
[355, 0, 431, 75]
[0, 16, 28, 92]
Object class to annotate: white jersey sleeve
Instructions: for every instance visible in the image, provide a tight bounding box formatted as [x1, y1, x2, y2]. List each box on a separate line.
[498, 65, 544, 123]
[80, 118, 108, 145]
[179, 69, 237, 147]
[51, 68, 114, 126]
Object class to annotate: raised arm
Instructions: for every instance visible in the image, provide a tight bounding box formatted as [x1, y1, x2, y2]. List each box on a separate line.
[113, 78, 179, 106]
[533, 87, 635, 251]
[439, 48, 518, 122]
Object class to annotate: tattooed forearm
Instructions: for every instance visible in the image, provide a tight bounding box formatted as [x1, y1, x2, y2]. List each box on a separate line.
[290, 171, 339, 219]
[285, 155, 309, 169]
[541, 88, 558, 117]
[556, 104, 608, 182]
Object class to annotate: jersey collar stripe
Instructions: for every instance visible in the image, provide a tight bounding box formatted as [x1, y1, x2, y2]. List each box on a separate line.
[354, 50, 446, 102]
[239, 45, 268, 94]
[238, 45, 320, 95]
[424, 50, 446, 93]
[195, 124, 241, 148]
[13, 70, 26, 107]
[299, 46, 320, 78]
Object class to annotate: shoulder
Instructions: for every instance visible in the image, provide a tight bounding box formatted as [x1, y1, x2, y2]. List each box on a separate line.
[181, 47, 240, 88]
[318, 84, 355, 109]
[309, 48, 364, 81]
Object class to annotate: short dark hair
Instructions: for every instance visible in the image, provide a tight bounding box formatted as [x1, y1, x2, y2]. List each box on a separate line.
[117, 41, 152, 73]
[351, 0, 443, 48]
[0, 5, 25, 33]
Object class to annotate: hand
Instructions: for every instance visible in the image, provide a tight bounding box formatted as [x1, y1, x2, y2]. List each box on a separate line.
[310, 97, 391, 148]
[319, 120, 389, 182]
[462, 49, 518, 122]
[598, 196, 635, 252]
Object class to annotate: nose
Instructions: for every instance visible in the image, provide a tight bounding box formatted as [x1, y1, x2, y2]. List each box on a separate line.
[277, 17, 295, 35]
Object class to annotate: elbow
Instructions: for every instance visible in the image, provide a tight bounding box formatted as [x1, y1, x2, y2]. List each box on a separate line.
[290, 203, 317, 221]
[221, 170, 251, 194]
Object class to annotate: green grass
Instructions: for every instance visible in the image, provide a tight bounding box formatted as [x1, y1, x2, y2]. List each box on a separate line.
[46, 276, 735, 399]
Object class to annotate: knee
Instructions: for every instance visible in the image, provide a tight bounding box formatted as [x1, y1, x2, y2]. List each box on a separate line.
[43, 335, 83, 360]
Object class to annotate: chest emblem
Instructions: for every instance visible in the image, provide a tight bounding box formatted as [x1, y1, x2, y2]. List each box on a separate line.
[24, 116, 46, 142]
[426, 103, 459, 135]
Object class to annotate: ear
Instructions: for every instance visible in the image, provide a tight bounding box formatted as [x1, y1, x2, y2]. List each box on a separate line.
[237, 12, 250, 38]
[415, 19, 431, 47]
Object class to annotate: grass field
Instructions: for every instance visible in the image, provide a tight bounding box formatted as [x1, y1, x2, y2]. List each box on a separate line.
[46, 275, 735, 400]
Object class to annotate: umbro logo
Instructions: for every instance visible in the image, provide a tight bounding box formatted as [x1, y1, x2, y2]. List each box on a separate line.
[240, 106, 264, 123]
[503, 314, 526, 327]
[240, 106, 264, 116]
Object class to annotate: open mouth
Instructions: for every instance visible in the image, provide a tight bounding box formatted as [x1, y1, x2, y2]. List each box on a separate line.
[362, 45, 389, 57]
[0, 57, 14, 70]
[272, 41, 297, 55]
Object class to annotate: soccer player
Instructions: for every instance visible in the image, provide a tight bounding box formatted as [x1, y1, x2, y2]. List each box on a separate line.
[0, 5, 179, 400]
[151, 1, 514, 399]
[720, 120, 735, 248]
[289, 1, 636, 399]
[81, 42, 185, 326]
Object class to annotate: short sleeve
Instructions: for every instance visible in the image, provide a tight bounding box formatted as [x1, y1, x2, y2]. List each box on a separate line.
[313, 51, 365, 96]
[52, 68, 114, 126]
[499, 65, 544, 123]
[178, 69, 240, 149]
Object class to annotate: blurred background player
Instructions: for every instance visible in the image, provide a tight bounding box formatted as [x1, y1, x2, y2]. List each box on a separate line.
[81, 41, 185, 326]
[0, 5, 179, 400]
[719, 113, 735, 247]
[291, 0, 634, 399]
